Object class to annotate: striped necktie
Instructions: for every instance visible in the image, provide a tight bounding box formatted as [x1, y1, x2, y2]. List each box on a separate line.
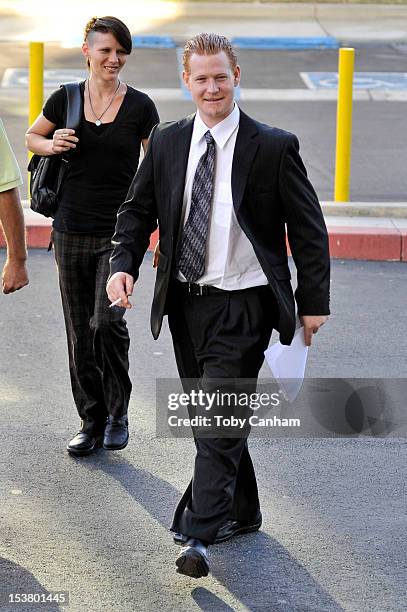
[178, 130, 216, 282]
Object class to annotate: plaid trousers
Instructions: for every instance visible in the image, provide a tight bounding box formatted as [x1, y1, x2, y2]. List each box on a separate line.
[53, 230, 132, 432]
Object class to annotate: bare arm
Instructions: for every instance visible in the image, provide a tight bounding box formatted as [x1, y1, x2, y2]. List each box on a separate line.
[0, 187, 28, 293]
[152, 240, 159, 268]
[141, 138, 149, 154]
[26, 113, 78, 156]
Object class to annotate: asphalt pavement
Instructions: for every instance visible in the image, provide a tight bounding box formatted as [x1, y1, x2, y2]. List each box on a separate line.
[0, 252, 406, 612]
[1, 5, 406, 611]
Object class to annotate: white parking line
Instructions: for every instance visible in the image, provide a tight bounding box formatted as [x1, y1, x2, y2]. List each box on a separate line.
[239, 89, 371, 101]
[2, 70, 407, 101]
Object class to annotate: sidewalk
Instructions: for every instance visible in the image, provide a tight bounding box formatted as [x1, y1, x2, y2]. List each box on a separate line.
[0, 2, 407, 44]
[1, 203, 405, 261]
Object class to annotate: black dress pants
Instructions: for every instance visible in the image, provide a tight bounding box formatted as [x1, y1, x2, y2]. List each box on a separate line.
[53, 230, 132, 433]
[168, 282, 277, 543]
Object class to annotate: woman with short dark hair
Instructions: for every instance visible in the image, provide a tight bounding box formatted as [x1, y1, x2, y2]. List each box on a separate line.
[26, 16, 159, 456]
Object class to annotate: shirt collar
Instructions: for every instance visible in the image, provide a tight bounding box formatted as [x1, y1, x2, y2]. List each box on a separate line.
[192, 104, 240, 149]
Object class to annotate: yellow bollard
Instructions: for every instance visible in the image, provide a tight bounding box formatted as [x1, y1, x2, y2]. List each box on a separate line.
[28, 42, 44, 195]
[29, 42, 44, 127]
[334, 47, 355, 202]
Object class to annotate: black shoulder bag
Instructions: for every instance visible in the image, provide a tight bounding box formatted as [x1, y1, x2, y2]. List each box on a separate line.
[28, 82, 83, 218]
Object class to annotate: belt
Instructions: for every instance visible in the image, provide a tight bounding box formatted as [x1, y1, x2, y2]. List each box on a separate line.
[175, 280, 270, 297]
[175, 281, 225, 296]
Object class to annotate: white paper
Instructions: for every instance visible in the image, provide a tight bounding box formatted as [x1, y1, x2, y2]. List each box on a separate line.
[264, 326, 308, 402]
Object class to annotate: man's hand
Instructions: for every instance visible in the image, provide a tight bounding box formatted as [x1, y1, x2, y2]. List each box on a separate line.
[0, 187, 27, 292]
[2, 258, 29, 294]
[300, 315, 328, 347]
[106, 272, 134, 309]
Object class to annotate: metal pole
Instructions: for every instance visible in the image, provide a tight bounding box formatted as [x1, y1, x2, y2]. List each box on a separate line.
[28, 42, 44, 195]
[334, 47, 355, 202]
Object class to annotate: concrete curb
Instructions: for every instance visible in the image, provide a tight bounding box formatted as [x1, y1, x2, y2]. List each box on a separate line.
[322, 202, 407, 218]
[1, 205, 406, 262]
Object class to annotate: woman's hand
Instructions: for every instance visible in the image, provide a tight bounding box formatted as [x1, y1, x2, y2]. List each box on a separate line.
[51, 128, 79, 154]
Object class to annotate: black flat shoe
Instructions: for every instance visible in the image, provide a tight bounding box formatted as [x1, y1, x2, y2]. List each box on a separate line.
[67, 432, 103, 456]
[103, 416, 129, 450]
[173, 513, 262, 546]
[176, 539, 209, 578]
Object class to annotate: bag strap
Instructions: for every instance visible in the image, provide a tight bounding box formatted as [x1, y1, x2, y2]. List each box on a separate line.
[57, 82, 83, 192]
[63, 81, 83, 130]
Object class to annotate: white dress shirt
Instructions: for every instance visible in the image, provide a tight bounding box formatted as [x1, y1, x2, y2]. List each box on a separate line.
[178, 104, 268, 290]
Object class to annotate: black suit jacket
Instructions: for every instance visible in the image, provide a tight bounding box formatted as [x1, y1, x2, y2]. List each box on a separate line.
[110, 109, 330, 345]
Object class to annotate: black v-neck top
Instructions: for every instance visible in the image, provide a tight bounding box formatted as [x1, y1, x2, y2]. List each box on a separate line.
[43, 82, 159, 235]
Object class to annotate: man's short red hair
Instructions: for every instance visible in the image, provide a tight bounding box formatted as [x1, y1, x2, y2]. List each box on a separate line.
[182, 33, 238, 73]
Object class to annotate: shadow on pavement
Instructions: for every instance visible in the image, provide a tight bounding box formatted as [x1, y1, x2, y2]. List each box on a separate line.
[191, 587, 235, 611]
[88, 456, 343, 611]
[0, 557, 61, 612]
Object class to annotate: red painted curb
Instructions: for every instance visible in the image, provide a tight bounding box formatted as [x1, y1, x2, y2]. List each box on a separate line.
[327, 226, 402, 261]
[0, 225, 158, 251]
[1, 223, 405, 262]
[149, 228, 159, 251]
[286, 226, 402, 261]
[400, 231, 407, 262]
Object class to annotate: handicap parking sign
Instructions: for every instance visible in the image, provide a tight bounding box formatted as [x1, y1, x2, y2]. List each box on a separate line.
[301, 72, 407, 91]
[1, 68, 87, 89]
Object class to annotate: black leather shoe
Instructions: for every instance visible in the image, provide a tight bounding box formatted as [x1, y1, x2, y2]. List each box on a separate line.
[103, 416, 129, 450]
[67, 432, 103, 456]
[215, 515, 262, 542]
[176, 538, 209, 578]
[173, 513, 262, 546]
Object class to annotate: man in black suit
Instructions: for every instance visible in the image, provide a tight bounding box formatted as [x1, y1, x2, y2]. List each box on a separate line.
[107, 33, 330, 578]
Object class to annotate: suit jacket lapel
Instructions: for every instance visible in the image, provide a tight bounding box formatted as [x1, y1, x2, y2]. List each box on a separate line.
[170, 114, 195, 234]
[232, 110, 259, 215]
